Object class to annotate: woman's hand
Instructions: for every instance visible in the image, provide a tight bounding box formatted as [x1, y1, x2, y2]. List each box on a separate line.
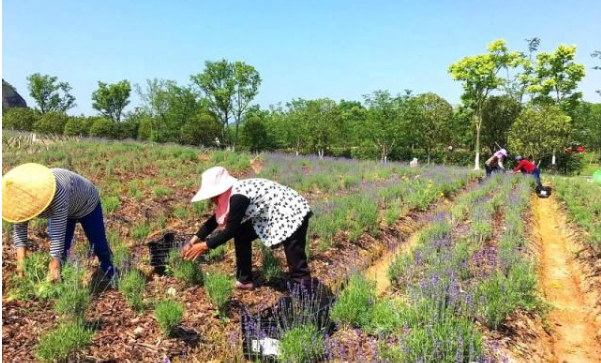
[181, 235, 200, 256]
[182, 242, 209, 261]
[48, 258, 61, 282]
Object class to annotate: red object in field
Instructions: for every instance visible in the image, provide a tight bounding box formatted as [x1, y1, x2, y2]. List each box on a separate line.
[576, 146, 586, 153]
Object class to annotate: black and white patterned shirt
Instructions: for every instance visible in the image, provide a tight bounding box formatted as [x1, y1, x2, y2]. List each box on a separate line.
[13, 169, 100, 258]
[196, 178, 312, 248]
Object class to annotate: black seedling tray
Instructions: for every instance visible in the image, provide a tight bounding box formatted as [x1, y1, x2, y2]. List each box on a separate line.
[536, 185, 552, 198]
[241, 278, 335, 362]
[147, 232, 200, 273]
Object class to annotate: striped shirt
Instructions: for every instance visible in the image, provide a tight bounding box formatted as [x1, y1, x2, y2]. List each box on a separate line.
[13, 169, 100, 258]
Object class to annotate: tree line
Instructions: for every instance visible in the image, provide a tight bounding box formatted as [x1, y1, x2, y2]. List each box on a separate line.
[3, 40, 601, 172]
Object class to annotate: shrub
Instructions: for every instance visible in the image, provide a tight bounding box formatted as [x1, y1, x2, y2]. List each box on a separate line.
[168, 250, 203, 286]
[33, 112, 69, 135]
[63, 116, 92, 136]
[119, 270, 147, 312]
[154, 299, 184, 337]
[89, 117, 116, 138]
[204, 270, 234, 315]
[35, 323, 94, 362]
[2, 107, 39, 131]
[330, 273, 375, 328]
[280, 324, 325, 363]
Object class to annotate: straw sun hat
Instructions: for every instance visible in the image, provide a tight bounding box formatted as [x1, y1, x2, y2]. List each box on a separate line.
[191, 166, 238, 203]
[2, 163, 56, 223]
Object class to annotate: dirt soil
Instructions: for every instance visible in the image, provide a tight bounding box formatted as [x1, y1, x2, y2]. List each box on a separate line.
[532, 196, 601, 363]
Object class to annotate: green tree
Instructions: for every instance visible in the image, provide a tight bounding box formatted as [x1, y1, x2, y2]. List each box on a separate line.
[305, 98, 341, 158]
[571, 102, 601, 153]
[181, 111, 222, 146]
[481, 95, 522, 154]
[33, 112, 69, 134]
[191, 60, 235, 146]
[363, 90, 412, 162]
[449, 39, 522, 169]
[163, 83, 200, 143]
[241, 112, 270, 153]
[232, 62, 261, 147]
[338, 100, 367, 150]
[284, 99, 311, 155]
[508, 105, 571, 162]
[91, 80, 131, 122]
[26, 73, 76, 113]
[2, 108, 40, 131]
[136, 79, 170, 138]
[89, 117, 117, 138]
[410, 93, 453, 163]
[503, 37, 539, 102]
[592, 50, 601, 97]
[526, 44, 586, 111]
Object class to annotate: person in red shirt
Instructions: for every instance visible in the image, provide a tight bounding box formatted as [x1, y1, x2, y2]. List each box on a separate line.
[513, 156, 542, 188]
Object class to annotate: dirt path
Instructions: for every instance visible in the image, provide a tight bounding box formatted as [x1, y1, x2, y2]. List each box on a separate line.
[365, 231, 420, 295]
[533, 196, 601, 363]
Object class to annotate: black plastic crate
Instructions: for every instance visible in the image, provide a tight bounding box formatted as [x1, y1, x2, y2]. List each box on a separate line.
[147, 232, 191, 273]
[241, 279, 334, 362]
[536, 185, 553, 198]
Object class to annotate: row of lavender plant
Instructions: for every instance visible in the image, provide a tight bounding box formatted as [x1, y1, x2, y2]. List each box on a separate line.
[310, 167, 476, 253]
[376, 175, 512, 362]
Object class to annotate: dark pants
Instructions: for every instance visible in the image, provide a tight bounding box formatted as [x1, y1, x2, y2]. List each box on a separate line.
[529, 168, 543, 188]
[51, 202, 115, 277]
[485, 164, 499, 177]
[234, 214, 311, 284]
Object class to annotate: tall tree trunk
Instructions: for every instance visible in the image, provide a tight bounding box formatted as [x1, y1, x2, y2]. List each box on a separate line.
[474, 111, 482, 170]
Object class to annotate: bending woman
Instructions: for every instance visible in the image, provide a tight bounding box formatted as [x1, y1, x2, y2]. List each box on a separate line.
[2, 163, 115, 281]
[182, 166, 312, 290]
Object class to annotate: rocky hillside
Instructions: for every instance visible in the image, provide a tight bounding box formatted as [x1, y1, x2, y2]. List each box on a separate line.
[2, 79, 27, 109]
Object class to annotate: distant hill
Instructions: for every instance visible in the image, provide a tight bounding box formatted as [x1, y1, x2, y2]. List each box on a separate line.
[2, 79, 28, 109]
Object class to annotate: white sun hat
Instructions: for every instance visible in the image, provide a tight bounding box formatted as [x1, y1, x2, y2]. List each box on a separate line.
[191, 166, 238, 203]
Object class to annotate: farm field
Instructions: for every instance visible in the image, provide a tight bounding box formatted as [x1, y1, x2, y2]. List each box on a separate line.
[2, 135, 601, 363]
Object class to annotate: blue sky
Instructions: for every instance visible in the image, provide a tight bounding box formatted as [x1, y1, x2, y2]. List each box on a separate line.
[3, 0, 600, 115]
